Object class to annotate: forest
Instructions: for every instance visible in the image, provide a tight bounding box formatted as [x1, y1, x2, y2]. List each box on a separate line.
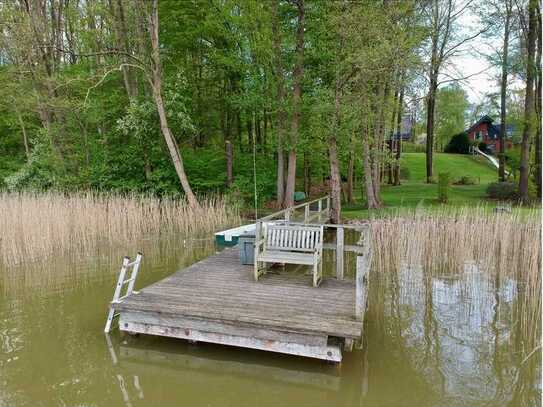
[0, 0, 541, 222]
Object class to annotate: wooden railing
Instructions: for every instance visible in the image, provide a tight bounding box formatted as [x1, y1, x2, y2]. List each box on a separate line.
[257, 195, 330, 224]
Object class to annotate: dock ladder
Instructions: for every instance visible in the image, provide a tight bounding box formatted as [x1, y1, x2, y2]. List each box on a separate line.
[104, 253, 143, 333]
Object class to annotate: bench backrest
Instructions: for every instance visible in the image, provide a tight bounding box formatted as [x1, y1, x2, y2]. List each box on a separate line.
[264, 224, 323, 252]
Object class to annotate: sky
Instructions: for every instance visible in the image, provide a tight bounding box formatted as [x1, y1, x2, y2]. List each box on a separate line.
[441, 4, 523, 107]
[449, 8, 497, 105]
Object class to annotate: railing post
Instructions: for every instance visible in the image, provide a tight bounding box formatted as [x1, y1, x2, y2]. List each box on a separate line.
[355, 227, 372, 321]
[254, 221, 262, 281]
[336, 227, 344, 280]
[304, 204, 309, 223]
[285, 208, 291, 222]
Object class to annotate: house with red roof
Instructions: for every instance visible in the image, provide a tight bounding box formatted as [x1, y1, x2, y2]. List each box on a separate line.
[466, 115, 515, 153]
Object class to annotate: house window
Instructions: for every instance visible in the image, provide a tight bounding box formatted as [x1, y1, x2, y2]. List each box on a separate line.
[475, 131, 482, 141]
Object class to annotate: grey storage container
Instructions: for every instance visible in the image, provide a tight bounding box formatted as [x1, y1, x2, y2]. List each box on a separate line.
[239, 232, 256, 265]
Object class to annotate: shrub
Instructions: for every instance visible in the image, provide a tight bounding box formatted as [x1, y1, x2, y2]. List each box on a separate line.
[437, 172, 450, 203]
[454, 175, 477, 185]
[399, 166, 410, 180]
[487, 182, 518, 200]
[444, 132, 470, 154]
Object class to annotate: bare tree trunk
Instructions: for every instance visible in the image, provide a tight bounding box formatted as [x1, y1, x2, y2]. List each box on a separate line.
[394, 82, 405, 186]
[271, 0, 286, 206]
[347, 148, 355, 203]
[147, 0, 198, 207]
[284, 0, 304, 209]
[15, 108, 30, 160]
[371, 80, 388, 205]
[534, 5, 542, 199]
[363, 124, 380, 209]
[388, 87, 399, 185]
[225, 140, 233, 187]
[499, 1, 512, 182]
[246, 113, 253, 148]
[263, 110, 268, 148]
[329, 82, 343, 224]
[426, 8, 440, 183]
[303, 152, 311, 196]
[519, 0, 537, 204]
[111, 0, 138, 100]
[426, 75, 437, 183]
[276, 149, 285, 206]
[255, 112, 262, 148]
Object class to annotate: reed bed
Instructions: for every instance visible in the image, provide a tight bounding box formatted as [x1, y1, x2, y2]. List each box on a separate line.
[0, 191, 240, 265]
[365, 206, 540, 279]
[356, 205, 541, 357]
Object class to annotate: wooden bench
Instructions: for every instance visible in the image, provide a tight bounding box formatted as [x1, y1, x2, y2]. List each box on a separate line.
[254, 224, 324, 287]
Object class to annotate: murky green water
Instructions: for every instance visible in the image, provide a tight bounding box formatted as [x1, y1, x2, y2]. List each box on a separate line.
[0, 234, 540, 406]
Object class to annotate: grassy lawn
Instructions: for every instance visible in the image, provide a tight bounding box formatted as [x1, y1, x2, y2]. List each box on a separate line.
[343, 153, 503, 219]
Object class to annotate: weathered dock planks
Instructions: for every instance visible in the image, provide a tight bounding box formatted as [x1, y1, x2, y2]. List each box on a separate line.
[112, 246, 367, 362]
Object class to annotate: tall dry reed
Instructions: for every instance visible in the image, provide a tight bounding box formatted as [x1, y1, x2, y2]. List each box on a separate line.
[0, 191, 240, 265]
[356, 205, 541, 354]
[365, 206, 540, 279]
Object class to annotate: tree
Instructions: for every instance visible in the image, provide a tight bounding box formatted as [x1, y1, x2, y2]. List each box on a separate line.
[480, 0, 517, 182]
[144, 0, 199, 207]
[393, 76, 405, 186]
[498, 0, 514, 182]
[271, 0, 286, 207]
[534, 4, 542, 198]
[434, 84, 469, 151]
[283, 0, 305, 209]
[423, 0, 486, 183]
[519, 0, 538, 203]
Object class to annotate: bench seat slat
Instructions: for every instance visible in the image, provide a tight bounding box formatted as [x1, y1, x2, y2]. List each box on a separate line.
[258, 251, 315, 265]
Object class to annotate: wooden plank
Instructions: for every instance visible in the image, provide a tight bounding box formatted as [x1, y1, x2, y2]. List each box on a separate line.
[115, 298, 362, 338]
[120, 320, 343, 362]
[119, 311, 328, 346]
[322, 243, 366, 254]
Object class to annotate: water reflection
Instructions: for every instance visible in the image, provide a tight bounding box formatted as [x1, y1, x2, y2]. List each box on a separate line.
[366, 262, 541, 406]
[0, 233, 539, 406]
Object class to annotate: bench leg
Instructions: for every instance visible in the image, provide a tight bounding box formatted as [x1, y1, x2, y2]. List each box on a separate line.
[313, 263, 321, 287]
[254, 260, 267, 282]
[254, 260, 260, 281]
[313, 261, 322, 287]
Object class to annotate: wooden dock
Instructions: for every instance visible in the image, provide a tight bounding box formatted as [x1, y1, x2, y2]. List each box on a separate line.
[108, 197, 371, 362]
[112, 245, 368, 362]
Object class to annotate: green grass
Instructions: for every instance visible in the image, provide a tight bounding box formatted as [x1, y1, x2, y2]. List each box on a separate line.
[343, 153, 505, 219]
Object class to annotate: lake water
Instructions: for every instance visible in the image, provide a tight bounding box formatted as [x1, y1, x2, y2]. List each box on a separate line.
[0, 234, 540, 406]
